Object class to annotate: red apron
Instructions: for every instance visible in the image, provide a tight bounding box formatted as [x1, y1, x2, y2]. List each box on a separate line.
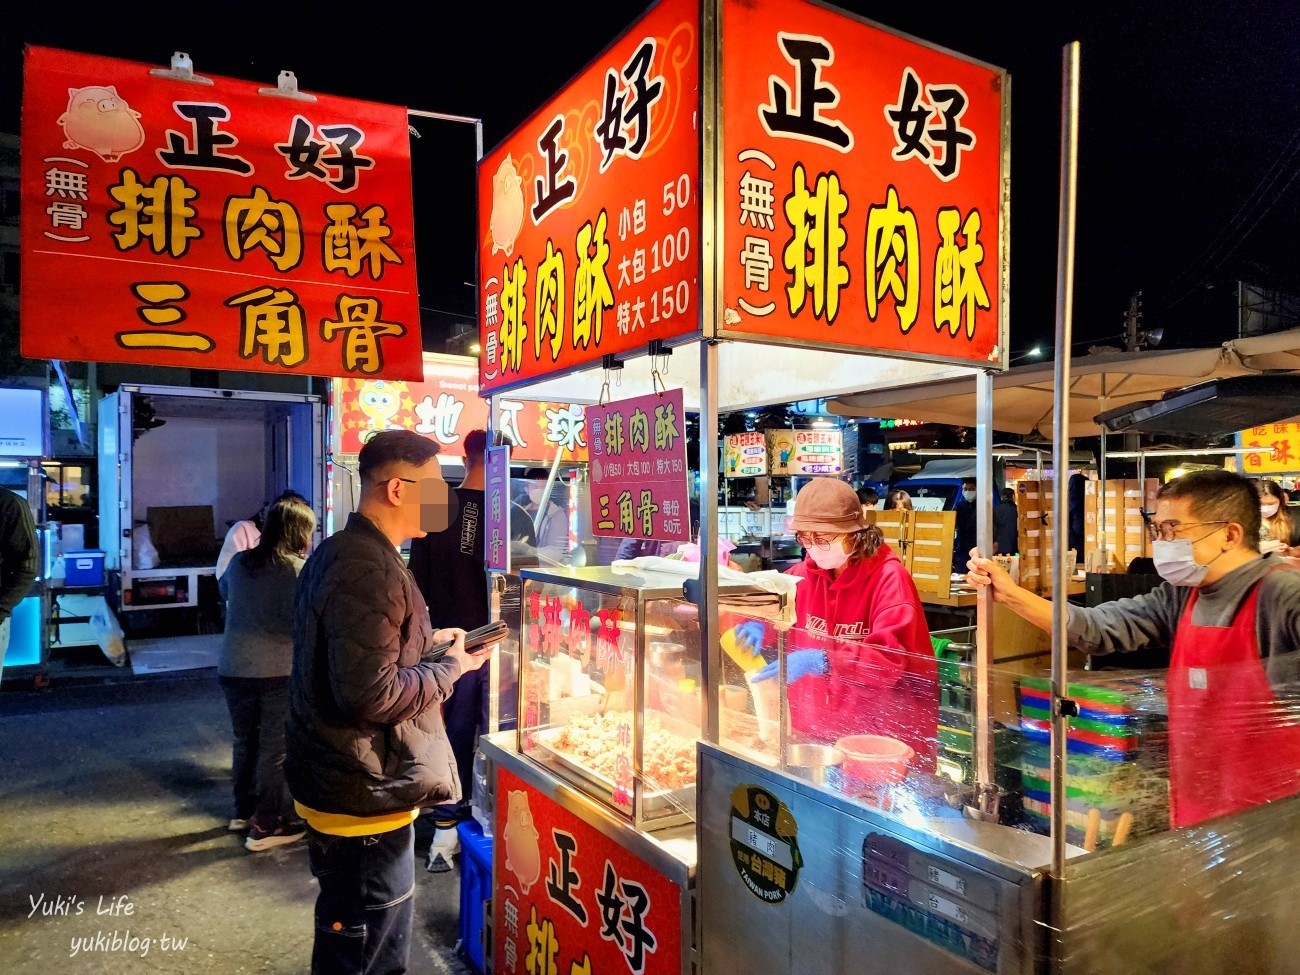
[1167, 571, 1300, 827]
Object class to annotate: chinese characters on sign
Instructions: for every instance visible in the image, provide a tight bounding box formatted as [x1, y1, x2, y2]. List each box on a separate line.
[1239, 422, 1300, 474]
[479, 0, 700, 392]
[496, 766, 682, 975]
[767, 429, 843, 476]
[332, 353, 588, 463]
[724, 432, 769, 478]
[588, 389, 691, 542]
[721, 0, 1007, 366]
[21, 46, 422, 379]
[486, 444, 512, 572]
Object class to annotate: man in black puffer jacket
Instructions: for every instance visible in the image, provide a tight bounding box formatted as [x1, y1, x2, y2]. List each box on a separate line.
[286, 430, 495, 975]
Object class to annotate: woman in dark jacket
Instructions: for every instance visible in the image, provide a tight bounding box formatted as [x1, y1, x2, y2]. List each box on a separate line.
[219, 495, 315, 852]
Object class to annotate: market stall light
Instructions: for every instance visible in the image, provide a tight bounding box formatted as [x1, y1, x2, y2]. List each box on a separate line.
[469, 342, 481, 354]
[1105, 447, 1276, 458]
[911, 447, 1022, 458]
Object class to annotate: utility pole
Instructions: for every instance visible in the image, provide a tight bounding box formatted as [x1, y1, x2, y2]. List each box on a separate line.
[1124, 292, 1142, 452]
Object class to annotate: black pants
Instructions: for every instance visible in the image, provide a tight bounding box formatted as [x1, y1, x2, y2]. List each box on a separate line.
[219, 675, 291, 825]
[308, 824, 415, 975]
[430, 663, 488, 826]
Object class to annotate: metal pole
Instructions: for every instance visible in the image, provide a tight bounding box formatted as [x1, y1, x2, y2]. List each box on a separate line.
[1098, 380, 1108, 571]
[973, 369, 997, 815]
[1050, 42, 1082, 893]
[407, 107, 484, 128]
[699, 341, 721, 743]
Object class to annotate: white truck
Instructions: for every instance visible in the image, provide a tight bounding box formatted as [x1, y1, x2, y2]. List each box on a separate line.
[98, 384, 323, 636]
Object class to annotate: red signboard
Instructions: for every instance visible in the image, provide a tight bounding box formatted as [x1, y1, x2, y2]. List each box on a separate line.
[588, 388, 691, 542]
[495, 764, 683, 975]
[20, 46, 422, 379]
[478, 0, 700, 393]
[332, 353, 589, 462]
[719, 0, 1007, 366]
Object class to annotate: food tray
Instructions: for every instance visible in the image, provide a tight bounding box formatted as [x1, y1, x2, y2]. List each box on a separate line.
[532, 715, 699, 819]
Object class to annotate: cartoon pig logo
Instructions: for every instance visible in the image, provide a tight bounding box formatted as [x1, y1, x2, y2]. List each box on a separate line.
[489, 155, 524, 256]
[58, 85, 145, 163]
[502, 789, 541, 894]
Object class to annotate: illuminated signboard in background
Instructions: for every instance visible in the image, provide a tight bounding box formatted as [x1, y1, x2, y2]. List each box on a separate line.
[768, 429, 844, 476]
[588, 388, 691, 542]
[0, 387, 47, 458]
[333, 354, 588, 463]
[20, 46, 423, 379]
[724, 431, 769, 477]
[477, 0, 700, 393]
[719, 0, 1007, 366]
[1239, 421, 1300, 475]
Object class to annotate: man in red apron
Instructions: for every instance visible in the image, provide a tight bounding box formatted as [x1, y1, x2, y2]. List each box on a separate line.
[967, 469, 1300, 829]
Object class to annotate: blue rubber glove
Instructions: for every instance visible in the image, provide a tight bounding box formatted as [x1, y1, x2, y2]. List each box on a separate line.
[732, 621, 767, 657]
[753, 649, 829, 684]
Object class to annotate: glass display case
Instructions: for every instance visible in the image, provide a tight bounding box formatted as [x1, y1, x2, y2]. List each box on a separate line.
[517, 565, 785, 830]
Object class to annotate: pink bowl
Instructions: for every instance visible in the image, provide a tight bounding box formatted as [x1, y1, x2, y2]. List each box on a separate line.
[835, 735, 915, 786]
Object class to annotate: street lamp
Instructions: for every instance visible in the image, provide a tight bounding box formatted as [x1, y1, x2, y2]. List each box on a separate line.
[1009, 345, 1045, 364]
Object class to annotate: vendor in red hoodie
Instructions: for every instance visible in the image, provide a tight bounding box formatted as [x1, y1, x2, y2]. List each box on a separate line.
[732, 477, 938, 771]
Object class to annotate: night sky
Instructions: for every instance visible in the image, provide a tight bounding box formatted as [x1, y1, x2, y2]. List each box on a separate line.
[4, 0, 1298, 357]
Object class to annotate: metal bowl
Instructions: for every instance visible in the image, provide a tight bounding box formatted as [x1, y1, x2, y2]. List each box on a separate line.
[647, 642, 686, 668]
[785, 743, 844, 786]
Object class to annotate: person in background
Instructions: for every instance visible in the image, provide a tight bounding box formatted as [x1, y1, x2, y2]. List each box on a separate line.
[856, 486, 880, 518]
[0, 486, 38, 674]
[219, 495, 316, 851]
[953, 477, 978, 563]
[729, 478, 938, 767]
[217, 490, 310, 579]
[408, 429, 491, 872]
[521, 468, 570, 564]
[993, 487, 1020, 555]
[885, 489, 913, 511]
[286, 431, 496, 975]
[1257, 479, 1300, 556]
[1067, 471, 1088, 561]
[967, 469, 1300, 828]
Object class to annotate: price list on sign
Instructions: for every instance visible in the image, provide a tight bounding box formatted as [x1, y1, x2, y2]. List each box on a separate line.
[768, 429, 843, 476]
[477, 0, 700, 393]
[588, 388, 691, 542]
[724, 432, 769, 478]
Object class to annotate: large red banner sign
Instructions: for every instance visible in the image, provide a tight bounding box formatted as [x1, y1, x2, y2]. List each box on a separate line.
[478, 0, 700, 393]
[719, 0, 1008, 366]
[495, 765, 683, 975]
[20, 46, 423, 379]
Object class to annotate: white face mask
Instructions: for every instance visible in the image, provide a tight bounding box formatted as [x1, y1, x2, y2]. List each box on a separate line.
[1261, 502, 1280, 519]
[1151, 538, 1211, 587]
[527, 484, 546, 505]
[807, 539, 851, 571]
[961, 489, 976, 503]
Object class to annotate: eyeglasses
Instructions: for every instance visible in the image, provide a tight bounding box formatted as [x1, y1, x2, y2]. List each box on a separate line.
[1142, 517, 1228, 543]
[795, 532, 843, 550]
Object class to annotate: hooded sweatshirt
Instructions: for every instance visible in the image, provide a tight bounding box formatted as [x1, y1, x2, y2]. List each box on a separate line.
[786, 543, 937, 769]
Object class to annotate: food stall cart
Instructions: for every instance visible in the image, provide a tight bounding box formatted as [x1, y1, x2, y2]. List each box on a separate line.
[471, 0, 1008, 971]
[470, 2, 1300, 974]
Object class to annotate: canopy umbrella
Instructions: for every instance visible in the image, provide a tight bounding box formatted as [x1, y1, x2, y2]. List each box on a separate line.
[1226, 325, 1300, 372]
[827, 344, 1252, 438]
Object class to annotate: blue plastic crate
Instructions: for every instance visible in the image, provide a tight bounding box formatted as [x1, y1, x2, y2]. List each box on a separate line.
[458, 819, 493, 974]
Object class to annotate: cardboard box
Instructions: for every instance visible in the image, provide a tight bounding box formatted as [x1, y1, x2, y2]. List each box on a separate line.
[146, 505, 218, 566]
